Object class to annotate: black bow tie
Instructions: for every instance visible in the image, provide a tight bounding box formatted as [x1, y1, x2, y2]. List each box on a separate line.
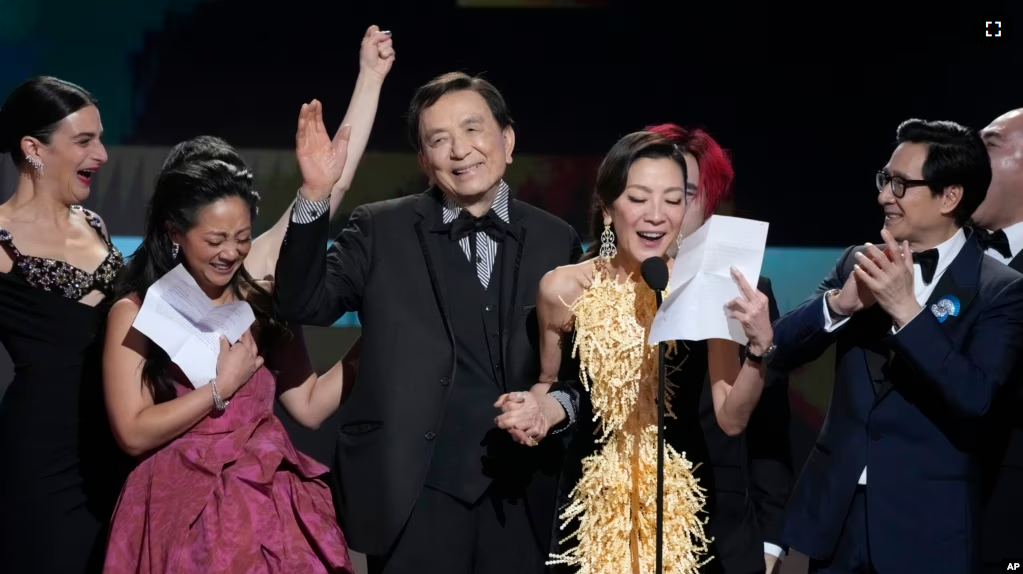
[978, 228, 1013, 259]
[447, 210, 507, 243]
[912, 249, 939, 284]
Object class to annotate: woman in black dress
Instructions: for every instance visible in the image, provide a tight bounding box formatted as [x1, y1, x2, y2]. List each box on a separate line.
[0, 76, 126, 574]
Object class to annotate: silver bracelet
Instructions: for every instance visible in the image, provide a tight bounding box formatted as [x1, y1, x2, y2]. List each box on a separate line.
[210, 378, 230, 411]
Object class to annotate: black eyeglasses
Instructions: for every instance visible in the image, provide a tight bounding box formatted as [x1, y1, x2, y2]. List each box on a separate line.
[876, 171, 931, 198]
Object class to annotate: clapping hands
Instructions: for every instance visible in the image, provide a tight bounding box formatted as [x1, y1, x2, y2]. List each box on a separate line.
[852, 229, 921, 328]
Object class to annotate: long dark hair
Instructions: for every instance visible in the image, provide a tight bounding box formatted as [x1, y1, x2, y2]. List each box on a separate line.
[0, 76, 97, 166]
[114, 155, 280, 403]
[581, 131, 689, 261]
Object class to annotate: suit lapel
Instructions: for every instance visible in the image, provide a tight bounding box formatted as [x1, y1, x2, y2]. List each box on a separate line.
[413, 188, 455, 349]
[872, 235, 983, 405]
[499, 200, 528, 380]
[1009, 251, 1023, 274]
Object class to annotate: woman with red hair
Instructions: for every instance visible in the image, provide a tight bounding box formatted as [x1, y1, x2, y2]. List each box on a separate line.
[643, 123, 793, 574]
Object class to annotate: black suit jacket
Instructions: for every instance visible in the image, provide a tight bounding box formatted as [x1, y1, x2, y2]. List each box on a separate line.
[979, 251, 1023, 565]
[274, 187, 582, 557]
[552, 276, 792, 574]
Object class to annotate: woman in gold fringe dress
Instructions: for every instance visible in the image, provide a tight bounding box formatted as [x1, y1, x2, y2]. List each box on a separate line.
[493, 129, 776, 574]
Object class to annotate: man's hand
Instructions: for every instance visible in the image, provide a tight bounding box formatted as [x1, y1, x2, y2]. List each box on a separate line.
[295, 100, 351, 202]
[853, 229, 922, 328]
[828, 261, 877, 317]
[494, 390, 563, 446]
[764, 553, 779, 573]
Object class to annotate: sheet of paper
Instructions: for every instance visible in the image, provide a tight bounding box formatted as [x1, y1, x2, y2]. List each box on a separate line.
[649, 215, 769, 345]
[131, 264, 255, 388]
[199, 301, 256, 344]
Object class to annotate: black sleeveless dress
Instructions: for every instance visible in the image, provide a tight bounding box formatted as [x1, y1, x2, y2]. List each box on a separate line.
[0, 206, 128, 573]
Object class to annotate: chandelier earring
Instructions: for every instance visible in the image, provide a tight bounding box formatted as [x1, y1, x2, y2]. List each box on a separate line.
[171, 242, 180, 260]
[26, 156, 43, 175]
[676, 232, 684, 249]
[599, 222, 617, 259]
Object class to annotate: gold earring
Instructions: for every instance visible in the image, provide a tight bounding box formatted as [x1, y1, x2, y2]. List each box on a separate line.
[599, 222, 617, 259]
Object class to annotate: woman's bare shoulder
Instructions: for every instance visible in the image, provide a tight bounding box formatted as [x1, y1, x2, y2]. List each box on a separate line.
[539, 260, 596, 307]
[107, 295, 143, 330]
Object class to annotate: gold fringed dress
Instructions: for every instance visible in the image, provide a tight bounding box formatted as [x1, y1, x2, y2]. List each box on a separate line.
[548, 263, 711, 574]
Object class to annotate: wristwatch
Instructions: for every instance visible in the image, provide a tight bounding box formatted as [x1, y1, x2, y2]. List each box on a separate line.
[746, 344, 776, 365]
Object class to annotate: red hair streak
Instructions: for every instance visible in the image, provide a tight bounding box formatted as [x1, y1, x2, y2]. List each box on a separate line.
[645, 123, 734, 219]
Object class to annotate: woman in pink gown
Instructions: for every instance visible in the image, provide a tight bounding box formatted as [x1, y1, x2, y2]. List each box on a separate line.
[100, 98, 362, 573]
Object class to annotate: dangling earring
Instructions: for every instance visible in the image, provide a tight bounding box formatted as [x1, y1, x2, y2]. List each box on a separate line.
[171, 242, 180, 259]
[676, 232, 684, 249]
[599, 222, 617, 259]
[26, 156, 43, 175]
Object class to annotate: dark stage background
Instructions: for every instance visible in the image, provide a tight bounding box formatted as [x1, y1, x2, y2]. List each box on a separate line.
[1, 2, 1020, 571]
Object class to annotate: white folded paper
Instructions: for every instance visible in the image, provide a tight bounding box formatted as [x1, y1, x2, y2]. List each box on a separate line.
[649, 215, 769, 345]
[132, 264, 256, 388]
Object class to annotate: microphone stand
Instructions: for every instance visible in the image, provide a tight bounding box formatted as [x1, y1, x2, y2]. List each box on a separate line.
[653, 289, 666, 574]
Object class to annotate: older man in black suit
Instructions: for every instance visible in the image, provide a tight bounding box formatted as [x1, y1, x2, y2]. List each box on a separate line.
[275, 72, 581, 574]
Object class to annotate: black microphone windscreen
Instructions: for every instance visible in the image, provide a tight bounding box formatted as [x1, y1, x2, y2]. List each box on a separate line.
[640, 257, 669, 291]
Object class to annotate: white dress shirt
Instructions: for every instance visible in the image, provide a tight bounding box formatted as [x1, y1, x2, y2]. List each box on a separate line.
[983, 221, 1023, 264]
[821, 229, 967, 485]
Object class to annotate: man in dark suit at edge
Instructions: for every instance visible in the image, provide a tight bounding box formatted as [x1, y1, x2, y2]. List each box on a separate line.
[971, 108, 1023, 573]
[769, 119, 1023, 573]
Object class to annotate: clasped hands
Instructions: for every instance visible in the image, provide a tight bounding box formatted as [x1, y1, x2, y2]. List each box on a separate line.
[832, 229, 922, 328]
[493, 389, 560, 447]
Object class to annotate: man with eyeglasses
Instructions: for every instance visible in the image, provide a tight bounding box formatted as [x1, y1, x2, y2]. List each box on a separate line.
[971, 108, 1023, 574]
[767, 119, 1023, 574]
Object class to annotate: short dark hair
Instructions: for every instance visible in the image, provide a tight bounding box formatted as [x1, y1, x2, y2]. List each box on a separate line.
[895, 119, 991, 226]
[0, 76, 97, 166]
[406, 72, 514, 151]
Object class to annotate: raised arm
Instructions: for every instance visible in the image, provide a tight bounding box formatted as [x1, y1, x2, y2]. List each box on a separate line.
[103, 298, 263, 457]
[246, 26, 394, 281]
[273, 96, 373, 326]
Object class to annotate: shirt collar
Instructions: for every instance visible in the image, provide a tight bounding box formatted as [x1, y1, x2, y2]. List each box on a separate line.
[993, 221, 1023, 259]
[928, 227, 967, 278]
[441, 180, 511, 224]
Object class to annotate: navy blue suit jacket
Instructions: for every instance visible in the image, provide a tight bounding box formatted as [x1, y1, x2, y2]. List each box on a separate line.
[770, 233, 1023, 574]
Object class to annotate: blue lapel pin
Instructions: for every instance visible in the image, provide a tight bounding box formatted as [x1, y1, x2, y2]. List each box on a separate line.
[930, 294, 961, 323]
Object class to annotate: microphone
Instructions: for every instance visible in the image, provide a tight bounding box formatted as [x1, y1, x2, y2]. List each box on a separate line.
[640, 256, 669, 574]
[640, 257, 670, 293]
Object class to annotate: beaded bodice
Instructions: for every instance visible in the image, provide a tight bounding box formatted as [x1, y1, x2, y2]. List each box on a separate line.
[0, 205, 123, 301]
